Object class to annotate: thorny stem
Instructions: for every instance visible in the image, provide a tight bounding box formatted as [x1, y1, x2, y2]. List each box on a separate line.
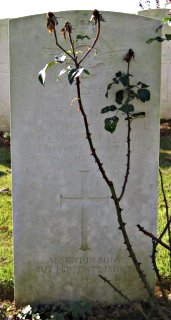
[76, 75, 154, 299]
[119, 60, 131, 201]
[53, 28, 75, 61]
[119, 111, 131, 201]
[111, 187, 154, 298]
[159, 168, 171, 272]
[151, 240, 168, 302]
[78, 18, 100, 65]
[99, 274, 130, 302]
[159, 216, 171, 241]
[137, 224, 171, 251]
[100, 274, 149, 320]
[75, 77, 113, 188]
[74, 16, 154, 301]
[68, 31, 77, 61]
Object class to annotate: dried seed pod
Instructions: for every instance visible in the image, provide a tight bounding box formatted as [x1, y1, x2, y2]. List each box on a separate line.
[123, 49, 135, 63]
[90, 9, 105, 25]
[65, 21, 72, 33]
[61, 21, 72, 38]
[47, 12, 58, 33]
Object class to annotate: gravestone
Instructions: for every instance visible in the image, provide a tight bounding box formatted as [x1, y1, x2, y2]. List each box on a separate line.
[10, 11, 161, 306]
[139, 9, 171, 119]
[0, 19, 10, 131]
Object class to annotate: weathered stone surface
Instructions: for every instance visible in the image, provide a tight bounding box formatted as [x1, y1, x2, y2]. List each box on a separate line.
[10, 11, 160, 306]
[139, 9, 171, 119]
[0, 19, 10, 131]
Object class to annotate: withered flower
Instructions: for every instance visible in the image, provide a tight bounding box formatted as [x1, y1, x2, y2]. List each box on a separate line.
[61, 21, 72, 39]
[90, 9, 105, 25]
[123, 49, 135, 63]
[47, 12, 58, 33]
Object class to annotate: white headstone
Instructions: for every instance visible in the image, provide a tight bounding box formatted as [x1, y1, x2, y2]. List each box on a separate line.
[10, 11, 160, 306]
[139, 9, 171, 120]
[0, 19, 10, 132]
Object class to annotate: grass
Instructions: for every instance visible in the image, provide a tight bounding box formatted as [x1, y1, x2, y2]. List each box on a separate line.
[0, 147, 13, 300]
[157, 136, 171, 278]
[0, 135, 170, 300]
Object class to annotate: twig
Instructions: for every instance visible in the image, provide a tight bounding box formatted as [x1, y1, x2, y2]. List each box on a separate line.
[159, 216, 171, 241]
[78, 17, 100, 65]
[76, 73, 154, 297]
[159, 168, 171, 272]
[137, 224, 171, 251]
[118, 58, 132, 201]
[53, 28, 75, 61]
[99, 274, 130, 302]
[76, 51, 154, 300]
[119, 112, 131, 201]
[151, 240, 168, 302]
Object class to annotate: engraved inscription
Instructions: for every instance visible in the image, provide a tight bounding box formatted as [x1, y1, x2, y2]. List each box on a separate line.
[34, 256, 132, 275]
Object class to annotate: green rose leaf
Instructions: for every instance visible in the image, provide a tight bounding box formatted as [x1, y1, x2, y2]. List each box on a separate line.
[119, 74, 129, 87]
[68, 68, 77, 85]
[112, 78, 119, 84]
[74, 67, 85, 78]
[46, 61, 56, 69]
[54, 54, 67, 63]
[115, 71, 122, 77]
[38, 61, 56, 86]
[146, 37, 165, 44]
[162, 17, 171, 23]
[38, 69, 46, 86]
[57, 69, 67, 81]
[83, 69, 91, 76]
[120, 104, 134, 113]
[115, 90, 124, 105]
[105, 82, 114, 98]
[76, 34, 90, 41]
[67, 67, 87, 84]
[101, 105, 117, 113]
[137, 82, 149, 88]
[137, 88, 150, 103]
[165, 34, 171, 41]
[104, 116, 119, 133]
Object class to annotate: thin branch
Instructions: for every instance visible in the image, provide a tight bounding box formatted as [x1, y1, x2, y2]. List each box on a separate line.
[151, 240, 168, 302]
[68, 31, 77, 61]
[78, 19, 100, 65]
[53, 28, 75, 61]
[99, 274, 130, 302]
[137, 224, 171, 251]
[76, 69, 154, 300]
[159, 168, 171, 272]
[75, 76, 113, 188]
[113, 192, 154, 299]
[118, 59, 132, 201]
[159, 216, 171, 241]
[76, 63, 154, 302]
[119, 116, 131, 201]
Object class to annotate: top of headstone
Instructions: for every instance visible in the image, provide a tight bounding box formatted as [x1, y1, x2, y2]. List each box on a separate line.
[0, 0, 139, 20]
[138, 8, 170, 19]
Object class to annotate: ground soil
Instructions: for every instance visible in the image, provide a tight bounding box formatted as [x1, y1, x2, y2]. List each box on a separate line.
[0, 132, 10, 147]
[160, 119, 171, 136]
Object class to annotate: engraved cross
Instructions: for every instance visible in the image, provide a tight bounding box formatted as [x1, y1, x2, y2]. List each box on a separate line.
[60, 170, 109, 251]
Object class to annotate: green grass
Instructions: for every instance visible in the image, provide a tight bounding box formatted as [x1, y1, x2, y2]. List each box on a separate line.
[157, 136, 171, 277]
[0, 137, 170, 300]
[0, 147, 13, 299]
